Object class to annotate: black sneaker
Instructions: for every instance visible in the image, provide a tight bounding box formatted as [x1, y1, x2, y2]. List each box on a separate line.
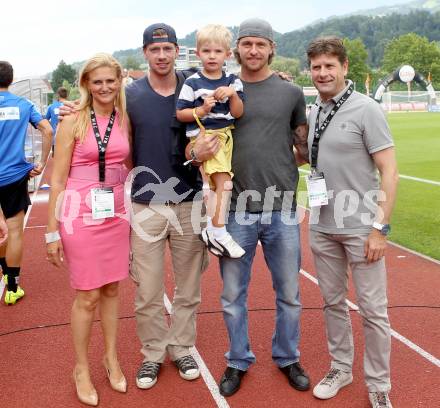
[219, 367, 246, 397]
[280, 362, 310, 391]
[174, 355, 200, 380]
[136, 361, 161, 389]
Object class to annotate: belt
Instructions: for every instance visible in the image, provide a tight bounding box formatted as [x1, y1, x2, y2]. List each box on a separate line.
[68, 164, 128, 184]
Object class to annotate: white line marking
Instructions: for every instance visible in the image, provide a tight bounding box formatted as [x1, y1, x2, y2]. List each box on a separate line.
[299, 168, 440, 186]
[388, 241, 440, 265]
[399, 174, 440, 186]
[24, 225, 47, 230]
[163, 295, 230, 408]
[0, 170, 46, 300]
[299, 269, 440, 368]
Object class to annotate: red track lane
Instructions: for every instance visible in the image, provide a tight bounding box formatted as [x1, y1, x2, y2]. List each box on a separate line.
[1, 165, 439, 407]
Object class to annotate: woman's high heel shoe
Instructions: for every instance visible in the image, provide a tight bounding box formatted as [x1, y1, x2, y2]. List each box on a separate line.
[73, 369, 99, 406]
[103, 360, 127, 393]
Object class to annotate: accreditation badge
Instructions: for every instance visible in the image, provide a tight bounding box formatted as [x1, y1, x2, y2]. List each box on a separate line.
[91, 187, 115, 219]
[306, 172, 329, 207]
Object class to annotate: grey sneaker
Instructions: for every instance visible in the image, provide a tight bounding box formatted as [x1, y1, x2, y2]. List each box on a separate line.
[313, 368, 353, 399]
[136, 361, 161, 389]
[369, 392, 393, 408]
[174, 355, 200, 380]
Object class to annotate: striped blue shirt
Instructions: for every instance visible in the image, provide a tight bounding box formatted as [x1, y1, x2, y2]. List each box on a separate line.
[176, 71, 244, 137]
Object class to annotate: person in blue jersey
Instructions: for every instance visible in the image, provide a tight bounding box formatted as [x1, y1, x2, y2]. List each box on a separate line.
[45, 86, 68, 154]
[177, 24, 245, 259]
[0, 61, 52, 305]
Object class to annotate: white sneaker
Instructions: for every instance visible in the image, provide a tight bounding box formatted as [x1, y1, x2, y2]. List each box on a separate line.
[200, 228, 224, 257]
[313, 368, 353, 399]
[215, 232, 245, 258]
[369, 392, 393, 408]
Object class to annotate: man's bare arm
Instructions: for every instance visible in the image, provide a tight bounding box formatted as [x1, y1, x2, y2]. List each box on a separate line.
[184, 128, 221, 164]
[293, 124, 309, 166]
[364, 147, 399, 263]
[29, 119, 52, 177]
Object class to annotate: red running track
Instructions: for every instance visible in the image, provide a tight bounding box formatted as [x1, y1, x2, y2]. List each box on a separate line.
[0, 163, 439, 408]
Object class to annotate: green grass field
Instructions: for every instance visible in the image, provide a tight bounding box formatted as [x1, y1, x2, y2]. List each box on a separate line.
[387, 112, 440, 260]
[298, 112, 440, 260]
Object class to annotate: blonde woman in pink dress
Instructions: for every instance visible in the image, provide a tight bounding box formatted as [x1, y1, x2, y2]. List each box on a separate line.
[46, 53, 131, 406]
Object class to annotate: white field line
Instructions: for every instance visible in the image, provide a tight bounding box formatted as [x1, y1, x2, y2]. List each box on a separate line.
[163, 295, 230, 408]
[0, 171, 46, 300]
[398, 174, 440, 186]
[299, 269, 440, 368]
[298, 168, 440, 186]
[387, 241, 440, 266]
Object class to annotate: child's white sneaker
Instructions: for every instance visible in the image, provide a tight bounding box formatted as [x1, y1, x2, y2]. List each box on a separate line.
[215, 232, 245, 258]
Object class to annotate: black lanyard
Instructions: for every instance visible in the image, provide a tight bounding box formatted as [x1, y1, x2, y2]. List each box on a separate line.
[90, 109, 116, 183]
[310, 83, 354, 173]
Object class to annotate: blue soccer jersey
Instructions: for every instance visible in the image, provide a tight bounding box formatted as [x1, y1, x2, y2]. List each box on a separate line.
[0, 91, 43, 187]
[45, 100, 63, 142]
[176, 71, 244, 137]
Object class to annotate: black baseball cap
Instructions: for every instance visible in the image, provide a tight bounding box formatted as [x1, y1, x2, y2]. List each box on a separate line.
[143, 23, 178, 47]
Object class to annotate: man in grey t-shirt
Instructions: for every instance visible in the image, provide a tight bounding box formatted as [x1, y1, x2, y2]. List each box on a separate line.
[306, 37, 398, 408]
[192, 18, 310, 397]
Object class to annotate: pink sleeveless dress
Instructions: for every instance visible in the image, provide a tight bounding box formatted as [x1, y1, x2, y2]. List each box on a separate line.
[60, 113, 130, 290]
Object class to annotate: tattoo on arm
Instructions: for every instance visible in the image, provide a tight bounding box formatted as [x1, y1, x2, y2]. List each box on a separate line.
[293, 124, 309, 163]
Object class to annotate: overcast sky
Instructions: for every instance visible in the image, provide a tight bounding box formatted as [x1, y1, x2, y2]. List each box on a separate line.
[2, 0, 405, 78]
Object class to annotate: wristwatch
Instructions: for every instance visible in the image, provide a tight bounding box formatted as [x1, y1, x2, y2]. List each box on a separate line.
[372, 222, 391, 236]
[189, 148, 200, 163]
[183, 148, 201, 166]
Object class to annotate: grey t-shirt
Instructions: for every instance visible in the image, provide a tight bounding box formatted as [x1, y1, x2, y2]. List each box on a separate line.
[307, 83, 394, 234]
[230, 74, 307, 213]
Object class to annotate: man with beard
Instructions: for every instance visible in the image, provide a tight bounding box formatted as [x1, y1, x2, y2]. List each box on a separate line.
[192, 18, 310, 397]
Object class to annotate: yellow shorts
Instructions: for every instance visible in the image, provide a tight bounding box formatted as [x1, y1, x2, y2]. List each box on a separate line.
[195, 126, 233, 189]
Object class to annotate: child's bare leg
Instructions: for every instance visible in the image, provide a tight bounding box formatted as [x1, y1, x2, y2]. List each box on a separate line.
[210, 172, 232, 227]
[199, 167, 215, 219]
[202, 172, 244, 258]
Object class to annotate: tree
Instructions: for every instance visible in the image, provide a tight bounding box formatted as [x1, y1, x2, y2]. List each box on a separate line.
[382, 33, 440, 83]
[270, 56, 300, 79]
[295, 73, 313, 87]
[429, 61, 440, 89]
[51, 60, 76, 92]
[124, 55, 141, 70]
[344, 38, 371, 93]
[61, 79, 80, 101]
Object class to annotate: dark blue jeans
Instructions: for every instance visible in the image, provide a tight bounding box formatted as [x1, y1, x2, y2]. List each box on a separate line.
[219, 210, 302, 370]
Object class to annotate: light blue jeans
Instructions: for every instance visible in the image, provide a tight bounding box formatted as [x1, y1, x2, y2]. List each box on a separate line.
[219, 210, 302, 371]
